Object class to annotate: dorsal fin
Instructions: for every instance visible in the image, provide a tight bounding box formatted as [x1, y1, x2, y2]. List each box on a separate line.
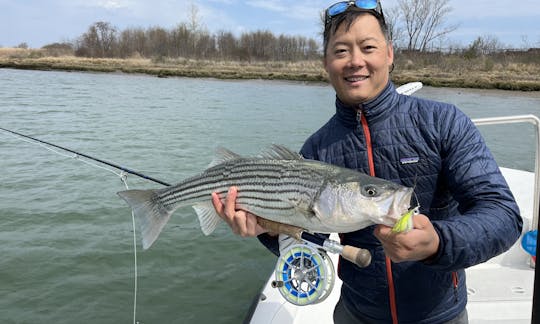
[208, 147, 242, 168]
[258, 144, 303, 160]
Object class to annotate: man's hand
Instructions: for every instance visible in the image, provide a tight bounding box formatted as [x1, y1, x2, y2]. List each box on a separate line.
[373, 214, 440, 263]
[211, 186, 268, 237]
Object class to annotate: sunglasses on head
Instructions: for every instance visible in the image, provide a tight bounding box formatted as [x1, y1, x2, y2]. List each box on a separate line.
[325, 0, 385, 25]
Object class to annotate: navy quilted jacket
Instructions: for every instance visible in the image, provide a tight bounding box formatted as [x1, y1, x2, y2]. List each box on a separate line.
[302, 81, 522, 323]
[259, 81, 522, 323]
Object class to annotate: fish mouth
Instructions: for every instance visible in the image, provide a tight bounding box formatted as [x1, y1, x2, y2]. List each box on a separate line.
[386, 187, 414, 222]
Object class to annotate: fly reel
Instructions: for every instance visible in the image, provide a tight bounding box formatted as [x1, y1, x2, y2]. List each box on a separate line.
[272, 243, 335, 306]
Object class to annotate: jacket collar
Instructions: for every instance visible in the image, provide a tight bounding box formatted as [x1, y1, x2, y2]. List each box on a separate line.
[335, 81, 397, 127]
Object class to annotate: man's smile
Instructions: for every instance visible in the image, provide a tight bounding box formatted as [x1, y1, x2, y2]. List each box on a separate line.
[345, 75, 369, 83]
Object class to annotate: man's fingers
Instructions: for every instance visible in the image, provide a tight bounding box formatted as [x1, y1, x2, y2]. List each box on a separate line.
[245, 213, 259, 236]
[225, 187, 238, 218]
[211, 186, 266, 237]
[211, 192, 224, 216]
[412, 214, 429, 229]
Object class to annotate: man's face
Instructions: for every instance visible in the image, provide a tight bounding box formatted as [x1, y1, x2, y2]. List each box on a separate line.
[324, 14, 394, 106]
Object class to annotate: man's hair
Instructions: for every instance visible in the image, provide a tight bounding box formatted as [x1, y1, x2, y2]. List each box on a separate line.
[323, 9, 390, 57]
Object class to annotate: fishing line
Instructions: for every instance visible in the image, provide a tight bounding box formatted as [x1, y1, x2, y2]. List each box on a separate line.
[1, 127, 144, 324]
[120, 176, 139, 324]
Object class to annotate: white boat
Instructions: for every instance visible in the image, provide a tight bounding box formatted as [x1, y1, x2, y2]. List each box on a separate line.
[246, 115, 540, 324]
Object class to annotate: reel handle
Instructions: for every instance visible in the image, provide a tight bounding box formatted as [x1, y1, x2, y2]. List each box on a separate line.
[341, 245, 372, 268]
[257, 217, 372, 268]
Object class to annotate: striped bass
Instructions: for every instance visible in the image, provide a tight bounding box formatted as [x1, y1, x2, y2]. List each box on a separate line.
[117, 145, 413, 249]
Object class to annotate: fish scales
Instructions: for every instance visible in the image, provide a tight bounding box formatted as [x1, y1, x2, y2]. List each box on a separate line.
[158, 159, 325, 199]
[159, 159, 326, 212]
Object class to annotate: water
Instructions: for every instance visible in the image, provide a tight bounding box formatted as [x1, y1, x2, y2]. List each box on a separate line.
[1, 68, 540, 323]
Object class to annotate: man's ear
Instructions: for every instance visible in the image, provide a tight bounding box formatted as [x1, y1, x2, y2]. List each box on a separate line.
[387, 41, 394, 66]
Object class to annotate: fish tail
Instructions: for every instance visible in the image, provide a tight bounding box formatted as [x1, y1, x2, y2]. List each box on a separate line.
[117, 189, 173, 250]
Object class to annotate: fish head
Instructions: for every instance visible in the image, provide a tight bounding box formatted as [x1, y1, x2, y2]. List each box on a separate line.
[355, 181, 414, 226]
[314, 173, 414, 232]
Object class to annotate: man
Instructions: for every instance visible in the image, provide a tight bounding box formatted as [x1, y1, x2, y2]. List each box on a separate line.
[212, 1, 522, 323]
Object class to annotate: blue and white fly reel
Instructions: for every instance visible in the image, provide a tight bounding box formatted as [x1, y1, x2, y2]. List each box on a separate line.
[271, 242, 335, 306]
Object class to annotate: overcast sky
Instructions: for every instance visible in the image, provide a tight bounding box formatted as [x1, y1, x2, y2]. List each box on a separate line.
[1, 0, 539, 49]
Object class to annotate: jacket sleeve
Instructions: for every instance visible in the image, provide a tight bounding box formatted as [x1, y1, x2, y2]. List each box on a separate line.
[427, 107, 523, 271]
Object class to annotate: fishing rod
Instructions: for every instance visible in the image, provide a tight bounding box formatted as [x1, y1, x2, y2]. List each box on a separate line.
[0, 127, 171, 187]
[257, 218, 371, 267]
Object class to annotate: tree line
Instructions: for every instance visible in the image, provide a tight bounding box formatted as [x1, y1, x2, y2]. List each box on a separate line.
[71, 21, 319, 61]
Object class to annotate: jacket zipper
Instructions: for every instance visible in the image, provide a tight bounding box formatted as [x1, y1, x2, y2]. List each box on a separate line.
[357, 110, 399, 324]
[452, 271, 459, 303]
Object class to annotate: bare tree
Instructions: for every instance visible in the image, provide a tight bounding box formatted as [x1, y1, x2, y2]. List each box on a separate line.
[118, 27, 147, 58]
[77, 21, 118, 57]
[399, 0, 458, 51]
[170, 23, 192, 57]
[188, 2, 203, 33]
[463, 35, 504, 59]
[146, 26, 169, 58]
[384, 5, 405, 47]
[216, 31, 238, 60]
[185, 3, 210, 58]
[195, 31, 217, 59]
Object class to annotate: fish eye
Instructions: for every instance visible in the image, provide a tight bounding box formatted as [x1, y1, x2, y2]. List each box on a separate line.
[362, 185, 379, 197]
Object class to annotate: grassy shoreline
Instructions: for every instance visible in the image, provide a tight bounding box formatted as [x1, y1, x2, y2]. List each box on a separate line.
[2, 52, 540, 91]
